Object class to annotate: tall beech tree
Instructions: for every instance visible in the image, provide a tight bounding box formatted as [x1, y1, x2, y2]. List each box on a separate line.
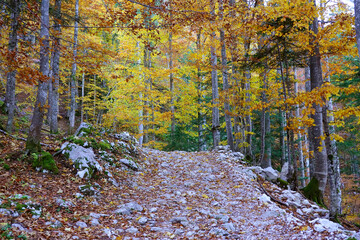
[26, 0, 50, 152]
[48, 0, 62, 133]
[5, 0, 20, 132]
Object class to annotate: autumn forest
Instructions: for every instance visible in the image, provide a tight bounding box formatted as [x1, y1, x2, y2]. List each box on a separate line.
[1, 0, 360, 237]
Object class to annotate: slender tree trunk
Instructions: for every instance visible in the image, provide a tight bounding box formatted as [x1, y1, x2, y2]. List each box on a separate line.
[80, 72, 84, 123]
[294, 69, 306, 188]
[48, 0, 61, 133]
[5, 0, 20, 132]
[26, 0, 50, 152]
[69, 0, 79, 134]
[137, 42, 144, 146]
[219, 0, 234, 150]
[260, 70, 271, 168]
[305, 66, 314, 179]
[323, 58, 342, 219]
[309, 7, 328, 193]
[93, 75, 96, 123]
[169, 0, 175, 134]
[197, 31, 207, 151]
[210, 0, 220, 147]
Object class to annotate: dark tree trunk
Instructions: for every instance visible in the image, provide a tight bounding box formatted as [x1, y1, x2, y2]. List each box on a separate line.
[309, 9, 327, 193]
[26, 0, 50, 152]
[5, 0, 20, 132]
[48, 0, 62, 133]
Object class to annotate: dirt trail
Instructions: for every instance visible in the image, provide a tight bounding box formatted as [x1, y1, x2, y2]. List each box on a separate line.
[1, 148, 358, 239]
[114, 149, 356, 239]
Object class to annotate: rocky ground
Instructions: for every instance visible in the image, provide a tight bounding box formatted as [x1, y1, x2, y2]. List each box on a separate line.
[1, 138, 360, 239]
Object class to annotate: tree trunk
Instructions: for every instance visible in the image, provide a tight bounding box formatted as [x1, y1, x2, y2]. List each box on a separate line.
[219, 0, 234, 151]
[294, 70, 306, 188]
[210, 0, 220, 147]
[260, 70, 271, 168]
[69, 0, 79, 134]
[80, 72, 85, 123]
[305, 66, 314, 179]
[5, 0, 20, 133]
[169, 1, 175, 134]
[137, 42, 144, 146]
[309, 8, 328, 193]
[323, 59, 342, 219]
[197, 31, 207, 151]
[26, 0, 50, 152]
[355, 0, 360, 57]
[48, 0, 61, 133]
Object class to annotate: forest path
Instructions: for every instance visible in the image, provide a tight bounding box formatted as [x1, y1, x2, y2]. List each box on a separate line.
[111, 148, 353, 239]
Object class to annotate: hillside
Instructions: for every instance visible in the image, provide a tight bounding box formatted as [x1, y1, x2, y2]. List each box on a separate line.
[0, 128, 359, 239]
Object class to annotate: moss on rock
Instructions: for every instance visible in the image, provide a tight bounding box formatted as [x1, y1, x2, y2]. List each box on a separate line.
[302, 177, 324, 207]
[32, 151, 59, 174]
[276, 178, 289, 189]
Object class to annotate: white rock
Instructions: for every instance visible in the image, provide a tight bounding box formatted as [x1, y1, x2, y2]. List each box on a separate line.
[263, 167, 279, 182]
[75, 221, 87, 228]
[138, 217, 148, 225]
[311, 218, 343, 233]
[120, 158, 140, 171]
[258, 194, 271, 204]
[90, 218, 100, 226]
[222, 222, 235, 232]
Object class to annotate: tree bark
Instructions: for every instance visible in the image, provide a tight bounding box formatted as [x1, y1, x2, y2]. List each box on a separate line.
[197, 31, 207, 151]
[80, 72, 85, 123]
[294, 69, 306, 188]
[323, 59, 342, 219]
[355, 0, 360, 57]
[5, 0, 20, 133]
[305, 66, 314, 179]
[169, 0, 175, 134]
[26, 0, 50, 152]
[69, 0, 79, 134]
[309, 8, 328, 193]
[48, 0, 62, 133]
[219, 0, 234, 151]
[210, 0, 220, 147]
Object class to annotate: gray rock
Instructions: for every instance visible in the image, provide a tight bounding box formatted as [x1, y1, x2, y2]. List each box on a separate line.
[263, 167, 279, 182]
[11, 223, 27, 232]
[125, 202, 143, 212]
[170, 216, 189, 226]
[126, 227, 139, 234]
[120, 158, 140, 171]
[186, 231, 196, 237]
[138, 217, 148, 225]
[222, 223, 235, 232]
[114, 207, 131, 215]
[75, 221, 87, 228]
[215, 215, 230, 223]
[149, 207, 158, 213]
[74, 122, 92, 137]
[175, 229, 184, 235]
[51, 220, 63, 228]
[90, 218, 100, 226]
[209, 227, 229, 236]
[150, 227, 165, 232]
[89, 212, 102, 219]
[79, 185, 98, 196]
[61, 142, 102, 178]
[56, 198, 75, 208]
